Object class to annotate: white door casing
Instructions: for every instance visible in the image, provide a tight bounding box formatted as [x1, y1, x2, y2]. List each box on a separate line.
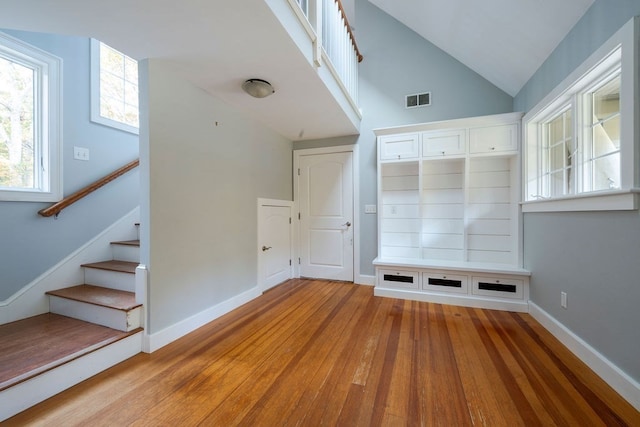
[297, 151, 354, 281]
[258, 199, 293, 291]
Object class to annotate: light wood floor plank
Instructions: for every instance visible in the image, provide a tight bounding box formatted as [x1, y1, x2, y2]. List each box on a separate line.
[489, 309, 602, 426]
[446, 304, 518, 426]
[230, 284, 363, 425]
[102, 279, 344, 426]
[341, 296, 398, 426]
[5, 279, 639, 426]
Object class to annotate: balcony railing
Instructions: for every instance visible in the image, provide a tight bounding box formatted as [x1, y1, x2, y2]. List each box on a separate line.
[291, 0, 362, 108]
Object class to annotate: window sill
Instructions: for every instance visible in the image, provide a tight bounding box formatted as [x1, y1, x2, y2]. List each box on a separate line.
[0, 188, 62, 203]
[521, 189, 640, 213]
[91, 114, 139, 135]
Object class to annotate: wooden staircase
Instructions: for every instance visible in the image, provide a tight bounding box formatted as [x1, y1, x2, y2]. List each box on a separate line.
[46, 243, 142, 332]
[46, 282, 141, 332]
[0, 226, 144, 421]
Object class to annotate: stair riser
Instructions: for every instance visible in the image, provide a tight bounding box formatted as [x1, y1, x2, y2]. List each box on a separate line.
[84, 268, 135, 292]
[49, 296, 142, 332]
[111, 245, 140, 263]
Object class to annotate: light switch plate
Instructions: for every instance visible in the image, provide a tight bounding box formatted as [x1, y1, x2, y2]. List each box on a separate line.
[364, 204, 377, 214]
[74, 146, 90, 161]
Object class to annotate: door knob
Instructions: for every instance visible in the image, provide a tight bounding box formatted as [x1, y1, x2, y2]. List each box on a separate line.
[262, 246, 272, 251]
[343, 221, 351, 227]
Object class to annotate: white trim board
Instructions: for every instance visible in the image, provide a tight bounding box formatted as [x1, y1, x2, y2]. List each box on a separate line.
[356, 274, 375, 286]
[373, 258, 531, 277]
[521, 189, 639, 212]
[257, 198, 294, 207]
[375, 287, 529, 313]
[529, 302, 640, 411]
[144, 285, 262, 353]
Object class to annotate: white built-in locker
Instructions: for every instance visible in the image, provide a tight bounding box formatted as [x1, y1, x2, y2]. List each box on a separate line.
[374, 112, 530, 312]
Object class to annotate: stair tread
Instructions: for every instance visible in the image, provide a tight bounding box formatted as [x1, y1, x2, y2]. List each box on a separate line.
[0, 313, 142, 391]
[111, 240, 140, 247]
[81, 260, 137, 273]
[46, 285, 141, 311]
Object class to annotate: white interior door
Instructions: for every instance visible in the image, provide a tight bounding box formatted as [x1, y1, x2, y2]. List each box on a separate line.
[258, 201, 293, 291]
[298, 151, 354, 281]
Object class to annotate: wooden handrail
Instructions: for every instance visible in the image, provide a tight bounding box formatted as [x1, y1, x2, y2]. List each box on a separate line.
[335, 0, 363, 63]
[38, 159, 139, 218]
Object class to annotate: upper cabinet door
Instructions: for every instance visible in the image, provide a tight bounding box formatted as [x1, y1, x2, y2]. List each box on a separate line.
[469, 124, 518, 154]
[421, 129, 467, 158]
[379, 133, 420, 161]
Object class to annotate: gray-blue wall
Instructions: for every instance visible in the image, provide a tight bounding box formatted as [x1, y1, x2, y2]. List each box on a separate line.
[515, 1, 640, 382]
[295, 0, 514, 276]
[141, 59, 292, 334]
[515, 0, 640, 112]
[0, 30, 139, 301]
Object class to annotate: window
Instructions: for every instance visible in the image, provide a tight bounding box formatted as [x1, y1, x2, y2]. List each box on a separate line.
[90, 39, 139, 134]
[523, 17, 638, 212]
[0, 31, 61, 202]
[541, 108, 574, 198]
[583, 73, 621, 192]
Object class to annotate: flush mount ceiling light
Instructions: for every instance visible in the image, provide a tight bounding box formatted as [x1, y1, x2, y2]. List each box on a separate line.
[242, 78, 275, 98]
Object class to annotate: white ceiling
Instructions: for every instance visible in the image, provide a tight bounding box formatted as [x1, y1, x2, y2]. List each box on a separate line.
[368, 0, 594, 96]
[0, 0, 359, 141]
[0, 0, 595, 141]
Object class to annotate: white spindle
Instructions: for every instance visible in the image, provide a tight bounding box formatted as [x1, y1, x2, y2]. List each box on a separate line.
[291, 0, 359, 103]
[341, 15, 346, 82]
[335, 2, 340, 65]
[299, 0, 308, 17]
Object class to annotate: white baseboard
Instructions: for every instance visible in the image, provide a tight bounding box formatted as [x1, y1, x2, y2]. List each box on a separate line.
[144, 286, 262, 353]
[0, 331, 142, 422]
[356, 274, 375, 286]
[529, 302, 640, 411]
[0, 207, 140, 325]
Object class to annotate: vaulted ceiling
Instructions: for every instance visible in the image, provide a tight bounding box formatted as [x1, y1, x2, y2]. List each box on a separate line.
[0, 0, 595, 140]
[368, 0, 595, 96]
[0, 0, 361, 141]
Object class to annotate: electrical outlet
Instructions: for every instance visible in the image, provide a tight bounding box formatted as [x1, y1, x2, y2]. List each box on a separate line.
[561, 291, 568, 309]
[74, 146, 90, 161]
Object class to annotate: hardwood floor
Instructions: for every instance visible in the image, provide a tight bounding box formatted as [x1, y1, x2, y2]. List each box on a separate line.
[6, 279, 639, 426]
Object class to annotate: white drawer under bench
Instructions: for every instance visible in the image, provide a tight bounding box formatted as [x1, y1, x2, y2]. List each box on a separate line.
[373, 258, 531, 312]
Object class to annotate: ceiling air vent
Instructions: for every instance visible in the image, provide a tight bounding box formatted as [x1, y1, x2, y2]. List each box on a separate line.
[406, 92, 431, 109]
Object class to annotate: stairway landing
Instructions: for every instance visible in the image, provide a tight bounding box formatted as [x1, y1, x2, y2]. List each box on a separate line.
[0, 313, 141, 392]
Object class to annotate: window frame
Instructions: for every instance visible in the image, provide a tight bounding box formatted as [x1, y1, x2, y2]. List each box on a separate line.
[0, 31, 62, 203]
[522, 17, 639, 212]
[90, 39, 139, 135]
[539, 106, 574, 198]
[581, 71, 621, 193]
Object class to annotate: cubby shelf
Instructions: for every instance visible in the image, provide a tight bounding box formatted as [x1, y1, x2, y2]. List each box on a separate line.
[374, 112, 530, 312]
